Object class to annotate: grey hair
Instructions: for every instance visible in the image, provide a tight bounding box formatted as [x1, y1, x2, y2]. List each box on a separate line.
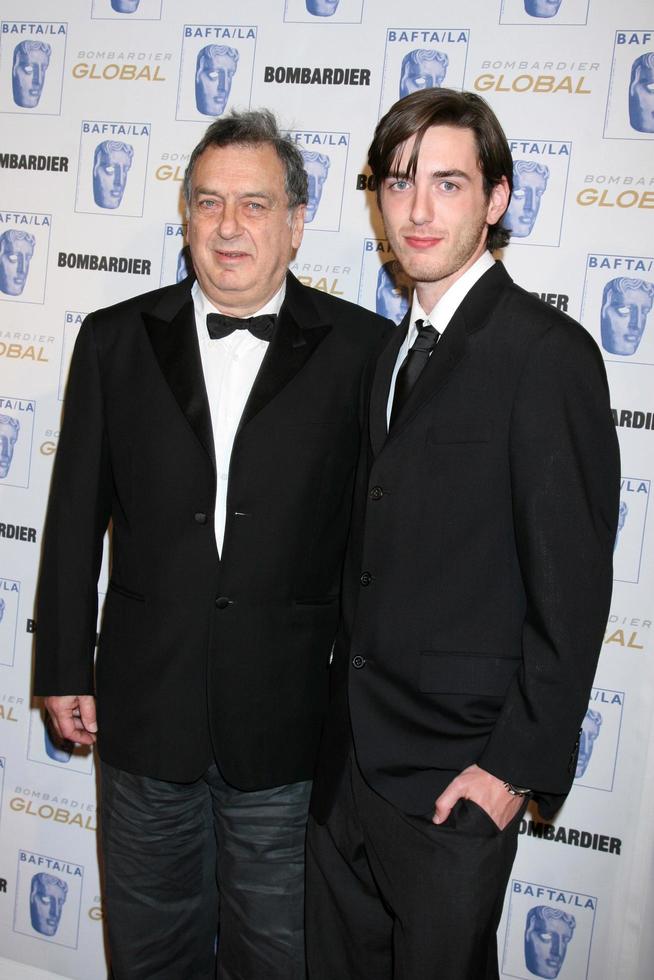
[183, 108, 308, 209]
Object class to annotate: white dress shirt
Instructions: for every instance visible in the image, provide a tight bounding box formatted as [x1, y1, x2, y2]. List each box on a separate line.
[192, 279, 285, 556]
[386, 251, 495, 428]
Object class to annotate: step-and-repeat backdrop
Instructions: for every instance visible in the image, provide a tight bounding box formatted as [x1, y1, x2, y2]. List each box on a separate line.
[0, 1, 652, 978]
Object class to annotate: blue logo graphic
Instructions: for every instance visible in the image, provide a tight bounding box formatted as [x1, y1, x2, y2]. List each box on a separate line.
[600, 277, 653, 357]
[92, 140, 133, 209]
[399, 49, 448, 97]
[504, 141, 570, 247]
[177, 26, 256, 123]
[0, 413, 19, 478]
[376, 258, 411, 324]
[525, 906, 575, 978]
[27, 707, 95, 773]
[44, 714, 73, 763]
[301, 151, 330, 223]
[575, 709, 602, 778]
[380, 29, 469, 117]
[14, 851, 83, 949]
[582, 255, 654, 365]
[286, 132, 349, 232]
[524, 0, 563, 16]
[59, 312, 86, 400]
[629, 52, 654, 133]
[195, 44, 238, 116]
[573, 690, 624, 792]
[506, 161, 549, 239]
[499, 0, 588, 24]
[76, 121, 150, 217]
[613, 477, 650, 584]
[0, 397, 35, 488]
[359, 239, 409, 319]
[1, 23, 67, 116]
[160, 224, 189, 286]
[0, 578, 20, 668]
[284, 0, 363, 23]
[306, 0, 340, 14]
[615, 500, 628, 553]
[12, 40, 50, 108]
[502, 880, 596, 980]
[605, 32, 654, 140]
[30, 873, 68, 937]
[91, 0, 163, 18]
[0, 230, 35, 296]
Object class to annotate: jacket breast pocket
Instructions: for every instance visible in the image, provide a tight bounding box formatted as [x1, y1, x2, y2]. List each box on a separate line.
[419, 651, 519, 697]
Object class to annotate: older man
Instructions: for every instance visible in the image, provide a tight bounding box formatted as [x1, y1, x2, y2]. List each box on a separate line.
[35, 109, 387, 980]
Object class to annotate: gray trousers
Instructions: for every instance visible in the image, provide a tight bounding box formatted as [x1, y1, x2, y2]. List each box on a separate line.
[100, 760, 311, 980]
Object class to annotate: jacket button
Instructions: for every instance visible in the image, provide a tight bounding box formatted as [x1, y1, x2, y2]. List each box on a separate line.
[215, 596, 231, 609]
[194, 512, 208, 524]
[369, 486, 384, 500]
[360, 571, 373, 586]
[352, 655, 366, 669]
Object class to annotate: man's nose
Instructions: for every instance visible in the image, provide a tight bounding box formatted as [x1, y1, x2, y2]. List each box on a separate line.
[410, 183, 434, 225]
[218, 201, 241, 237]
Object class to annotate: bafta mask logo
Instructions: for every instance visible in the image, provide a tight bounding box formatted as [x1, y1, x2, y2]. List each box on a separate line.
[0, 232, 35, 296]
[629, 52, 654, 134]
[0, 415, 20, 479]
[44, 713, 74, 763]
[399, 49, 449, 98]
[614, 499, 628, 551]
[524, 0, 563, 17]
[176, 245, 192, 283]
[376, 258, 411, 324]
[525, 906, 575, 978]
[195, 45, 239, 117]
[600, 277, 654, 356]
[301, 151, 330, 222]
[92, 140, 134, 209]
[505, 161, 549, 239]
[111, 0, 141, 10]
[306, 0, 340, 13]
[12, 41, 51, 109]
[575, 708, 602, 778]
[0, 597, 5, 623]
[29, 873, 68, 937]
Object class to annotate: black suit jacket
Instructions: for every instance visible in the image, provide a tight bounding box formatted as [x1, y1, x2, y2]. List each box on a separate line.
[34, 272, 389, 789]
[314, 262, 619, 821]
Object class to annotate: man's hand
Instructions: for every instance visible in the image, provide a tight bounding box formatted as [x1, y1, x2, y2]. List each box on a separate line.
[44, 695, 98, 746]
[433, 764, 524, 830]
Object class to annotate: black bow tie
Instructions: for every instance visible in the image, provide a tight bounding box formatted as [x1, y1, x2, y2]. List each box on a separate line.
[206, 312, 276, 342]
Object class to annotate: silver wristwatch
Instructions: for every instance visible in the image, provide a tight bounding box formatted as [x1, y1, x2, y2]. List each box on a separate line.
[503, 781, 531, 797]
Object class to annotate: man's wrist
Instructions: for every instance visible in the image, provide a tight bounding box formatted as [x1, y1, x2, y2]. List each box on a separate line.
[503, 781, 531, 797]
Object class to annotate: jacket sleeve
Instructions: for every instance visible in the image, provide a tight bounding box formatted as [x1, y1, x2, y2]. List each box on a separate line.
[33, 314, 112, 696]
[477, 320, 620, 814]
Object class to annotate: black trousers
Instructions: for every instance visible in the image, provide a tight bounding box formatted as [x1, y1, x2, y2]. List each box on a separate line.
[306, 754, 526, 980]
[100, 761, 311, 980]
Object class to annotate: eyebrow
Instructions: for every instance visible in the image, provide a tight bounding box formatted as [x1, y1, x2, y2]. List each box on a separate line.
[387, 168, 470, 182]
[194, 186, 276, 202]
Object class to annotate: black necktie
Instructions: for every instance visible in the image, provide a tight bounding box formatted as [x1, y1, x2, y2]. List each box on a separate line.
[390, 319, 440, 427]
[206, 312, 276, 342]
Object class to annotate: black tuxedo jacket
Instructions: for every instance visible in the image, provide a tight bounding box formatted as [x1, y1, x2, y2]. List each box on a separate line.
[34, 272, 388, 789]
[315, 261, 619, 821]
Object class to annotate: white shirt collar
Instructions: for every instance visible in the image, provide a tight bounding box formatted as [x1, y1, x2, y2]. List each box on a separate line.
[409, 251, 495, 337]
[192, 278, 287, 324]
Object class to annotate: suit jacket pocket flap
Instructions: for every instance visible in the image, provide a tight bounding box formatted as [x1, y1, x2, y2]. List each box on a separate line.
[419, 651, 519, 696]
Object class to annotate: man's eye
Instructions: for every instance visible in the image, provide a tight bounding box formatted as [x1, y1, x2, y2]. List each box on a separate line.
[441, 181, 458, 192]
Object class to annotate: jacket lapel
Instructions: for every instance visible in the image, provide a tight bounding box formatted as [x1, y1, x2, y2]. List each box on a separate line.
[142, 277, 216, 465]
[237, 272, 332, 433]
[373, 261, 512, 449]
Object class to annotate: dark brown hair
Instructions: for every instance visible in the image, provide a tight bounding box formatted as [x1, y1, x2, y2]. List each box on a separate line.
[368, 88, 513, 251]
